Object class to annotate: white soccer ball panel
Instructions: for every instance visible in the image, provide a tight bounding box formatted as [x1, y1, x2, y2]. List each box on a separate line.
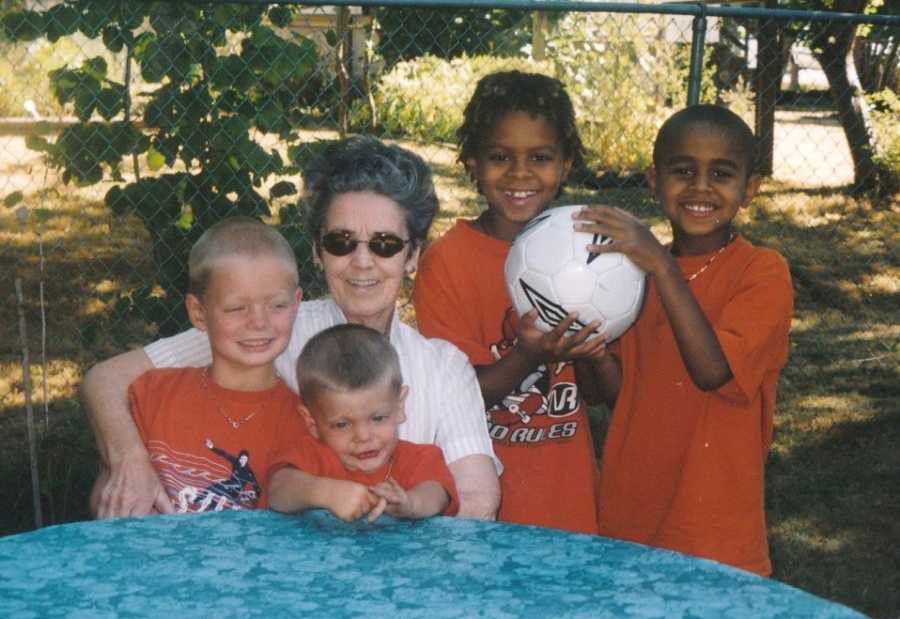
[552, 265, 597, 306]
[523, 222, 573, 276]
[504, 243, 527, 284]
[593, 263, 646, 316]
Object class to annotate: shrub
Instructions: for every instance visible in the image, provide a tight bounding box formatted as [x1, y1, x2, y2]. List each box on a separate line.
[867, 89, 900, 177]
[546, 12, 710, 172]
[719, 77, 756, 130]
[357, 54, 553, 144]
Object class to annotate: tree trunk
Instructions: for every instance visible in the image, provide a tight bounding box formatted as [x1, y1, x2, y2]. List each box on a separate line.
[754, 0, 781, 177]
[810, 1, 886, 194]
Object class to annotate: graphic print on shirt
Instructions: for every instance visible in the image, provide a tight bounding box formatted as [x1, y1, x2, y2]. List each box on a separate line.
[486, 308, 582, 446]
[147, 439, 262, 513]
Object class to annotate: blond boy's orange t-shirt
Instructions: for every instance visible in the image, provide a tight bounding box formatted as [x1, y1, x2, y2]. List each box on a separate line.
[130, 367, 308, 512]
[413, 220, 600, 534]
[598, 236, 793, 575]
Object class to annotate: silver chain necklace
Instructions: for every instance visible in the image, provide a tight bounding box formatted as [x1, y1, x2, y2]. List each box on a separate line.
[201, 367, 259, 430]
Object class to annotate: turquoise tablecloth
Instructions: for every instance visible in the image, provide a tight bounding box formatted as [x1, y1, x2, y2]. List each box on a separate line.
[0, 510, 861, 618]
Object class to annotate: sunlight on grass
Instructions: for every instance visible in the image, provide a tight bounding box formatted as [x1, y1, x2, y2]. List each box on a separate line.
[770, 518, 851, 554]
[783, 394, 876, 427]
[0, 360, 82, 412]
[771, 393, 879, 453]
[865, 270, 900, 294]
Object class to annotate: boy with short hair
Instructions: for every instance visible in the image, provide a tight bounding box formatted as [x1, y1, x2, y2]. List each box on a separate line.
[268, 323, 459, 522]
[576, 105, 793, 575]
[91, 216, 306, 514]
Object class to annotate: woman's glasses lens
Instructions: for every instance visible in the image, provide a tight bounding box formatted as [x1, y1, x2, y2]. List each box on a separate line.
[321, 232, 409, 258]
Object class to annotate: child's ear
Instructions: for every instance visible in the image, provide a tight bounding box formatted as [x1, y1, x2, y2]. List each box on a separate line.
[562, 156, 574, 182]
[185, 294, 208, 332]
[743, 173, 762, 205]
[297, 404, 319, 439]
[464, 156, 480, 184]
[396, 385, 409, 425]
[644, 167, 658, 193]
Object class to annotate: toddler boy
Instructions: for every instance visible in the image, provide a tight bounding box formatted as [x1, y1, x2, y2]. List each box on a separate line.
[268, 324, 459, 521]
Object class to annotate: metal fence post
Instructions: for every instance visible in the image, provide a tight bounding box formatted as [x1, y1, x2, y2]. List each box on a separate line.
[686, 6, 707, 106]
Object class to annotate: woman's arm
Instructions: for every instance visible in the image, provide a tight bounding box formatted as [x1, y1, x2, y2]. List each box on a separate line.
[448, 454, 500, 519]
[81, 348, 173, 517]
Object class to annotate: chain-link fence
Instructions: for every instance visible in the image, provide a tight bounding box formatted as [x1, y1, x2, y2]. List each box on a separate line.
[1, 1, 898, 615]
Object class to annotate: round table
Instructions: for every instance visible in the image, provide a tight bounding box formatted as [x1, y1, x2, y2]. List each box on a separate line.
[0, 510, 861, 618]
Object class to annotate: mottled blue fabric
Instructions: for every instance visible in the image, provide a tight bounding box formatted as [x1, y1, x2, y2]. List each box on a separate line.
[0, 510, 861, 618]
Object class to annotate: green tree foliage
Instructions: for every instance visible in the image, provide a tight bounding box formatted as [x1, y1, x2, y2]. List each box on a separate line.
[3, 2, 320, 334]
[375, 7, 532, 66]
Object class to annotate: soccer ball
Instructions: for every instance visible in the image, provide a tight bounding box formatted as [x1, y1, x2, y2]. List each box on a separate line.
[504, 205, 646, 342]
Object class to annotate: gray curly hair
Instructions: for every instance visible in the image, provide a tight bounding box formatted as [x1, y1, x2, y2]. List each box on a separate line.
[302, 136, 439, 252]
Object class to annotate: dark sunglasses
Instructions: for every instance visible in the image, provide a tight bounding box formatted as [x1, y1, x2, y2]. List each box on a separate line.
[320, 230, 411, 258]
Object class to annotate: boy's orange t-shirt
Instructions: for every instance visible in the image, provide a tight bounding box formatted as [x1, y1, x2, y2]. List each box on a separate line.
[598, 235, 793, 575]
[269, 436, 460, 516]
[130, 367, 309, 512]
[413, 220, 601, 534]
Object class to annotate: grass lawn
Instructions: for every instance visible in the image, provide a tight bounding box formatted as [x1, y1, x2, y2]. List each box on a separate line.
[1, 135, 898, 617]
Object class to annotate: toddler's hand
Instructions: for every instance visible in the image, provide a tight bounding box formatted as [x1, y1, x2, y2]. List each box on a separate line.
[369, 478, 415, 519]
[573, 205, 668, 275]
[515, 309, 608, 364]
[328, 479, 383, 522]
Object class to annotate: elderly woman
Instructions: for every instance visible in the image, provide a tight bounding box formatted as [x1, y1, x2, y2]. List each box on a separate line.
[83, 136, 501, 519]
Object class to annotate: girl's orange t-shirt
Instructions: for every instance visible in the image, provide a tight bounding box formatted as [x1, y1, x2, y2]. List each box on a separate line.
[414, 220, 601, 535]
